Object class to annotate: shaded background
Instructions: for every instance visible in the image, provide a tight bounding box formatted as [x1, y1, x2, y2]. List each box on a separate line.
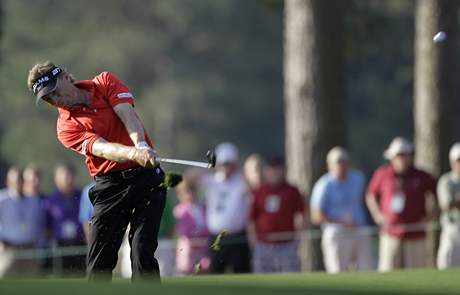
[0, 0, 441, 188]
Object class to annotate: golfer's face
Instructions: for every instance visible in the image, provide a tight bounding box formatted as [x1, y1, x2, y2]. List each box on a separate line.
[44, 76, 76, 107]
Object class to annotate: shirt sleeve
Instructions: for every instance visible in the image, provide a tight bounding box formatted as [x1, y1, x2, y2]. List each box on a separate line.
[310, 177, 327, 210]
[437, 174, 453, 211]
[98, 71, 135, 107]
[425, 172, 438, 199]
[367, 167, 384, 199]
[249, 190, 259, 220]
[293, 187, 305, 213]
[57, 121, 100, 156]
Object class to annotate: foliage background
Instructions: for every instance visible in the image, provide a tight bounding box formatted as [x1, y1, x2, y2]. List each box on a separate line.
[0, 0, 419, 189]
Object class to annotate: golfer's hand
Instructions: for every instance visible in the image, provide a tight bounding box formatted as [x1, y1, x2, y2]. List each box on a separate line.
[128, 147, 158, 167]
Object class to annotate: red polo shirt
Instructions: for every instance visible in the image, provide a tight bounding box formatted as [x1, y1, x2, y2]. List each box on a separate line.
[57, 71, 153, 176]
[250, 182, 305, 243]
[367, 164, 437, 239]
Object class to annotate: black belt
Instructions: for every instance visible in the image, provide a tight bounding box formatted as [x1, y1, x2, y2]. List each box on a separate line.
[95, 166, 150, 181]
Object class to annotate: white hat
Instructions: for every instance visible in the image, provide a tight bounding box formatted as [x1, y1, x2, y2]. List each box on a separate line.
[326, 146, 349, 164]
[449, 143, 460, 162]
[383, 137, 414, 160]
[215, 142, 239, 164]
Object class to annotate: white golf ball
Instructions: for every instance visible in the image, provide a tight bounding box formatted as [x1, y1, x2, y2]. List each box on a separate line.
[433, 31, 446, 43]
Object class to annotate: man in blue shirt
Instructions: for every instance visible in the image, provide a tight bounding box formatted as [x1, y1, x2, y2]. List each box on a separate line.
[0, 166, 44, 277]
[310, 147, 374, 273]
[43, 163, 85, 276]
[79, 182, 95, 242]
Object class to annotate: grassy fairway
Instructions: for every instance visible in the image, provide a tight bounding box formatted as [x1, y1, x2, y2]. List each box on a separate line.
[0, 269, 459, 295]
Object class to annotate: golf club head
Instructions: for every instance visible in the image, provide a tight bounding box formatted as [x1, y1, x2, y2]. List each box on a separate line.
[206, 150, 217, 168]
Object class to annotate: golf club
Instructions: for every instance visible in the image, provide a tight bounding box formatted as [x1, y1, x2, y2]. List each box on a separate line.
[157, 150, 216, 169]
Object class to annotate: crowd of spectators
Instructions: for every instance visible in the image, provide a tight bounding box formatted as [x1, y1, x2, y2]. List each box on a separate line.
[1, 137, 460, 278]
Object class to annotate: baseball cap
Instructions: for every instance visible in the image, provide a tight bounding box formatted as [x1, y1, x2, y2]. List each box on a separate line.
[449, 143, 460, 162]
[326, 147, 349, 164]
[383, 137, 414, 160]
[32, 66, 63, 103]
[215, 142, 239, 165]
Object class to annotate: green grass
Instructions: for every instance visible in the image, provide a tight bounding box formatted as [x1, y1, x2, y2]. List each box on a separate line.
[1, 269, 459, 295]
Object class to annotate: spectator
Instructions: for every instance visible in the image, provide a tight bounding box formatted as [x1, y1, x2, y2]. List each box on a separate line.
[310, 147, 374, 273]
[244, 154, 264, 191]
[250, 157, 304, 273]
[23, 165, 50, 273]
[153, 192, 177, 277]
[201, 142, 251, 273]
[437, 143, 460, 269]
[0, 166, 44, 277]
[43, 163, 85, 276]
[78, 181, 95, 242]
[366, 137, 438, 271]
[174, 179, 209, 275]
[23, 164, 45, 199]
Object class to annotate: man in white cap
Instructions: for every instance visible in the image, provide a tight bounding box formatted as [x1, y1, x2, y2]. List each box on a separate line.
[310, 147, 374, 273]
[437, 143, 460, 269]
[200, 142, 251, 273]
[366, 137, 437, 271]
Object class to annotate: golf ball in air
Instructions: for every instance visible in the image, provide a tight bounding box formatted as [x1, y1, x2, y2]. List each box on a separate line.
[433, 31, 446, 43]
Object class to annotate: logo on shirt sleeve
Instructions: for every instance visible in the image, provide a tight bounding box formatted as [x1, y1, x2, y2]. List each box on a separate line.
[117, 92, 134, 99]
[81, 139, 88, 156]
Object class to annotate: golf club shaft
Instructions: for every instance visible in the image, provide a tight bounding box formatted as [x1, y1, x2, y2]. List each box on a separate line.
[157, 157, 211, 168]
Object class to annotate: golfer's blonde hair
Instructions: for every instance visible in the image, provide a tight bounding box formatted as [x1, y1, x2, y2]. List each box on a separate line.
[27, 61, 74, 91]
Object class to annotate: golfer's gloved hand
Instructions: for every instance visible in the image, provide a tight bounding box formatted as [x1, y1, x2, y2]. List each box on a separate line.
[129, 143, 159, 167]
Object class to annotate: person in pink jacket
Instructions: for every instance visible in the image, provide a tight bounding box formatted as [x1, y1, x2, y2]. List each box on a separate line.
[174, 180, 209, 274]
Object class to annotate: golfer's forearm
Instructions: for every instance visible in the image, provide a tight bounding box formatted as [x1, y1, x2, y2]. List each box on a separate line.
[92, 139, 136, 163]
[113, 103, 147, 146]
[124, 116, 146, 146]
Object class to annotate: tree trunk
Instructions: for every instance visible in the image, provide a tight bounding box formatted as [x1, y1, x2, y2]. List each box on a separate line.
[284, 0, 347, 195]
[284, 0, 348, 271]
[414, 0, 459, 177]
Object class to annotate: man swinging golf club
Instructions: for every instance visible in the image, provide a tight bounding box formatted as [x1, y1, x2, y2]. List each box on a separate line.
[27, 61, 166, 281]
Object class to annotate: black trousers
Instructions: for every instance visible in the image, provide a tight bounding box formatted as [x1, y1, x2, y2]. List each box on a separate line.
[87, 166, 166, 281]
[208, 231, 251, 274]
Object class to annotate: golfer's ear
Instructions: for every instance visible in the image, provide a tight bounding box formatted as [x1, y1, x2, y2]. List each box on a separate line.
[61, 73, 72, 82]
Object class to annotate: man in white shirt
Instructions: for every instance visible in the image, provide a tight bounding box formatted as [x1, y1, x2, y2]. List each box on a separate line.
[437, 143, 460, 269]
[201, 142, 251, 273]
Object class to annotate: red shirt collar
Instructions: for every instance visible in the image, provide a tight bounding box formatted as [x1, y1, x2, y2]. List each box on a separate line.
[387, 164, 416, 177]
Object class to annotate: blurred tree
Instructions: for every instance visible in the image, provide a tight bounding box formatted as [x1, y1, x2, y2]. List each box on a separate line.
[284, 0, 348, 195]
[414, 0, 459, 176]
[413, 0, 459, 270]
[284, 0, 348, 271]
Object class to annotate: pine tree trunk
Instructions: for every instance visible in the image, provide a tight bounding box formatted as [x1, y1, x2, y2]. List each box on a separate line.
[414, 0, 459, 268]
[284, 0, 347, 194]
[284, 0, 347, 271]
[414, 0, 459, 177]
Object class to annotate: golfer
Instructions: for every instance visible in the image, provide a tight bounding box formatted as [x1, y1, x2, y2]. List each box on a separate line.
[27, 61, 166, 281]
